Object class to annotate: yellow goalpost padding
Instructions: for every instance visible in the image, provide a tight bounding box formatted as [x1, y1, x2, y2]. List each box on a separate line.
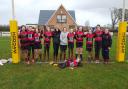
[116, 21, 127, 62]
[10, 20, 20, 63]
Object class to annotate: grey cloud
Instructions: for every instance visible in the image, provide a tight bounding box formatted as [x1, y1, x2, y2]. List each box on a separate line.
[0, 0, 127, 26]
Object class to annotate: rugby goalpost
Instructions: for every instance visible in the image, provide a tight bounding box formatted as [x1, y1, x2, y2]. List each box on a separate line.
[116, 0, 127, 62]
[10, 0, 20, 63]
[9, 0, 127, 64]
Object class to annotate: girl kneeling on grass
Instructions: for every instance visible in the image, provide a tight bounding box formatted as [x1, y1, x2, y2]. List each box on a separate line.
[75, 26, 84, 62]
[102, 29, 112, 64]
[85, 29, 94, 63]
[34, 28, 43, 62]
[60, 27, 69, 61]
[43, 26, 52, 62]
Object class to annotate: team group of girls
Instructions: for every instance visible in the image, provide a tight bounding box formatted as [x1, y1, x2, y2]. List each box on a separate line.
[19, 25, 112, 65]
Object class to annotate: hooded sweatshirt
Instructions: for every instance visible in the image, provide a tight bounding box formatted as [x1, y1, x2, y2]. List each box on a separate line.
[60, 31, 69, 45]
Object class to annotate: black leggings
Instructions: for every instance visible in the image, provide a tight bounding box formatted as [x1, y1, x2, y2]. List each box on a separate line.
[53, 43, 59, 60]
[95, 41, 102, 60]
[44, 44, 50, 61]
[102, 47, 109, 61]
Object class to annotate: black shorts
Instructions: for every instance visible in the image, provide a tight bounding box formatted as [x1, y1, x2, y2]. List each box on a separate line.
[86, 48, 92, 52]
[27, 44, 34, 51]
[34, 44, 42, 49]
[76, 42, 83, 48]
[86, 44, 93, 52]
[21, 46, 28, 50]
[44, 43, 50, 49]
[68, 43, 74, 49]
[60, 45, 67, 52]
[95, 41, 102, 48]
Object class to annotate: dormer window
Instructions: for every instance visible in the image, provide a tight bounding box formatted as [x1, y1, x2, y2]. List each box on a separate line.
[57, 15, 67, 23]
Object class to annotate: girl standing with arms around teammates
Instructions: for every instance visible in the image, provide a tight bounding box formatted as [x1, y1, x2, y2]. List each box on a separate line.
[52, 28, 61, 62]
[67, 29, 75, 60]
[93, 25, 103, 63]
[85, 29, 94, 63]
[27, 26, 35, 64]
[75, 26, 84, 62]
[60, 27, 69, 61]
[102, 29, 112, 64]
[34, 28, 43, 62]
[43, 26, 52, 62]
[19, 25, 28, 64]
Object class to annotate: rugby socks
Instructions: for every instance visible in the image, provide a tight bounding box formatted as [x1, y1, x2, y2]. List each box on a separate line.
[76, 54, 78, 59]
[25, 58, 28, 62]
[80, 54, 83, 61]
[68, 49, 71, 59]
[64, 52, 66, 60]
[71, 49, 73, 59]
[39, 54, 42, 61]
[47, 48, 50, 61]
[60, 52, 62, 61]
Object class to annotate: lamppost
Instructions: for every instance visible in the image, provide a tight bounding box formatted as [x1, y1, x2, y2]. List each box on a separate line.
[10, 0, 20, 63]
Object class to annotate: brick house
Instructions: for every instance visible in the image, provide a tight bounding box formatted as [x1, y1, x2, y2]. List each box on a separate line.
[38, 5, 77, 30]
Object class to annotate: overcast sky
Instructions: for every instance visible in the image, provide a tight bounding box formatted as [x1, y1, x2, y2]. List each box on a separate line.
[0, 0, 128, 26]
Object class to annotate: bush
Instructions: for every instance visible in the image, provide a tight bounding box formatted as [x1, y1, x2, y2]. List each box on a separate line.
[0, 25, 9, 31]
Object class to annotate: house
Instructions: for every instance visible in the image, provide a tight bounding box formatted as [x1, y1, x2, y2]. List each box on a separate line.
[38, 5, 77, 30]
[26, 24, 38, 28]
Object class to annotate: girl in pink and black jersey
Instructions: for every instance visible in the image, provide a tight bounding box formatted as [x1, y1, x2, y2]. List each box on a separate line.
[34, 28, 43, 62]
[43, 26, 52, 61]
[85, 29, 94, 63]
[27, 26, 35, 64]
[67, 29, 75, 60]
[19, 25, 28, 63]
[93, 25, 103, 63]
[75, 26, 84, 62]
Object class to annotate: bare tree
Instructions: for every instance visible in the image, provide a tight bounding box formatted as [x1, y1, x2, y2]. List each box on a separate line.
[110, 8, 128, 30]
[118, 8, 128, 21]
[85, 20, 90, 31]
[110, 8, 120, 30]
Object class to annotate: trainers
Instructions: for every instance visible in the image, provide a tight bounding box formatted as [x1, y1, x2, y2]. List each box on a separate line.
[26, 61, 30, 65]
[95, 60, 100, 64]
[32, 60, 35, 64]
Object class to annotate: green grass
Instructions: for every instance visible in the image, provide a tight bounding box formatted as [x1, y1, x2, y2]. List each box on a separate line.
[0, 36, 128, 89]
[0, 37, 11, 59]
[0, 63, 128, 89]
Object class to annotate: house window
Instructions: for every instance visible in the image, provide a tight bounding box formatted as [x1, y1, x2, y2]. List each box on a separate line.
[57, 15, 67, 23]
[69, 25, 75, 29]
